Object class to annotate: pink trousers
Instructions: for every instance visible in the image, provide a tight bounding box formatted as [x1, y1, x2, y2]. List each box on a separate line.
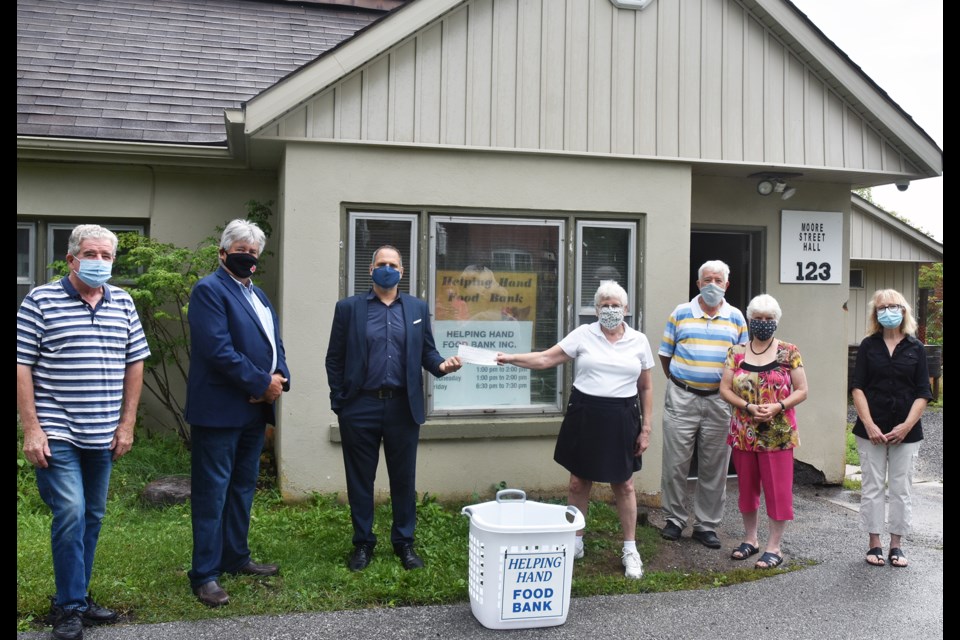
[732, 447, 794, 521]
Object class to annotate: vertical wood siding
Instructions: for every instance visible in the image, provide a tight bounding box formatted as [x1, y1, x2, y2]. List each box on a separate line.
[270, 0, 912, 174]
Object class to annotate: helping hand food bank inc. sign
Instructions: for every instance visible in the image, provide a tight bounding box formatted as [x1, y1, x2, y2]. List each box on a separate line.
[433, 269, 537, 409]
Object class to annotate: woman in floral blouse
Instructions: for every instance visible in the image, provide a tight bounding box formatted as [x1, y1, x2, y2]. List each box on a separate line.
[719, 294, 808, 569]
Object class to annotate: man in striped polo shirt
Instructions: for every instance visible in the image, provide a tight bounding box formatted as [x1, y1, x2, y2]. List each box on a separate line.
[17, 225, 150, 640]
[657, 260, 748, 549]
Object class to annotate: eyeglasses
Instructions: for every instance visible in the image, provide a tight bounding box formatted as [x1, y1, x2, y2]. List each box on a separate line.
[876, 304, 903, 312]
[599, 305, 622, 310]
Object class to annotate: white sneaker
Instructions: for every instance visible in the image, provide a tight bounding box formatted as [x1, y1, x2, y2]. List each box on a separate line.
[621, 548, 644, 579]
[574, 538, 585, 560]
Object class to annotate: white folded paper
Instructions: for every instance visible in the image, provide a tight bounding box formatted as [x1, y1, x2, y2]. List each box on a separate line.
[457, 344, 500, 366]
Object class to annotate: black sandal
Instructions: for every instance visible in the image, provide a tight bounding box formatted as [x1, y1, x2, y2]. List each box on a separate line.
[888, 548, 908, 568]
[731, 542, 759, 560]
[865, 547, 885, 566]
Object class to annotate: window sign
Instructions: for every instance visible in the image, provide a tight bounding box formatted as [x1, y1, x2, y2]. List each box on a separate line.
[779, 210, 842, 284]
[429, 217, 563, 414]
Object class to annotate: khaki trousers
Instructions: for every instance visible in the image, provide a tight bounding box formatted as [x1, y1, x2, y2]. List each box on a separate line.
[660, 382, 732, 532]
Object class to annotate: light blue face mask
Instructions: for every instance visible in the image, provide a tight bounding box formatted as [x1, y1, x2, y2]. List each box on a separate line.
[877, 307, 903, 329]
[75, 258, 113, 288]
[699, 283, 725, 307]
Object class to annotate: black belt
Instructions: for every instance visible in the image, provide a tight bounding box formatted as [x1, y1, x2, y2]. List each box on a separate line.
[359, 387, 406, 400]
[670, 375, 718, 397]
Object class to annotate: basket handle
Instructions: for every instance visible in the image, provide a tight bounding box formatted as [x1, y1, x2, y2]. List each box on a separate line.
[565, 505, 585, 527]
[495, 488, 526, 503]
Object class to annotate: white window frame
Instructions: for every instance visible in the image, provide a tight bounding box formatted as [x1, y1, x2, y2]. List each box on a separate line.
[427, 214, 566, 416]
[18, 222, 36, 290]
[849, 268, 865, 290]
[347, 212, 418, 296]
[575, 220, 637, 322]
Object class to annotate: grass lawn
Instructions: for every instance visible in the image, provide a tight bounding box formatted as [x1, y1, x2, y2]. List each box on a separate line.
[17, 431, 798, 633]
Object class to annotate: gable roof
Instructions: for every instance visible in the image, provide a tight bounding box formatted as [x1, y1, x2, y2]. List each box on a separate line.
[850, 193, 942, 262]
[18, 0, 943, 184]
[243, 0, 941, 182]
[17, 0, 384, 144]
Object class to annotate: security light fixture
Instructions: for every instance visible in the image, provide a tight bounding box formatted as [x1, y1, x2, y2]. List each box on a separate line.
[751, 172, 803, 200]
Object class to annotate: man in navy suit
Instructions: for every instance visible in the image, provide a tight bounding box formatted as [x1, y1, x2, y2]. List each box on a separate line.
[185, 219, 291, 607]
[326, 245, 461, 571]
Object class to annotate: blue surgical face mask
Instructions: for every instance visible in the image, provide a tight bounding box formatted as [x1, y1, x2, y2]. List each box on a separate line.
[877, 307, 903, 329]
[371, 265, 402, 289]
[699, 283, 725, 307]
[74, 258, 113, 288]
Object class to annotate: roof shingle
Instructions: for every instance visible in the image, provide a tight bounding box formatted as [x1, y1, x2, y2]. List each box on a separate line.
[18, 0, 385, 144]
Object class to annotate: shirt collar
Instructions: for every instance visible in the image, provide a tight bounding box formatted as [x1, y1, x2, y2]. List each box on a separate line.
[588, 320, 635, 341]
[60, 276, 112, 302]
[689, 295, 731, 319]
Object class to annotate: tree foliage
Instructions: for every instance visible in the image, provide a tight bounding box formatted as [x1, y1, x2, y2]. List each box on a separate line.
[918, 262, 943, 345]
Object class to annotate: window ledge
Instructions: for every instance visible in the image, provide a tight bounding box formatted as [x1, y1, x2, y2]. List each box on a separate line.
[328, 416, 562, 443]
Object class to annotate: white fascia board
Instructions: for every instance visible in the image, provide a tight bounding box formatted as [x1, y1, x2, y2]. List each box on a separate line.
[758, 0, 942, 176]
[244, 0, 464, 136]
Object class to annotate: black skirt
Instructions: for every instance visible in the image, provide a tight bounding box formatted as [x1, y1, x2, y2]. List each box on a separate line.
[553, 387, 642, 484]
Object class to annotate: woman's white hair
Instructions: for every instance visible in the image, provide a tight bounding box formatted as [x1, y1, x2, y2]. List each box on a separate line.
[594, 280, 629, 308]
[220, 219, 266, 253]
[746, 294, 782, 323]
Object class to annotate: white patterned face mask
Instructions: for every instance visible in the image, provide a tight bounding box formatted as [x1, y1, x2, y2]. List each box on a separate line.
[598, 305, 625, 330]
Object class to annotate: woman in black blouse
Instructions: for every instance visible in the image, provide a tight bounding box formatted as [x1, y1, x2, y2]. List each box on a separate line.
[851, 289, 932, 568]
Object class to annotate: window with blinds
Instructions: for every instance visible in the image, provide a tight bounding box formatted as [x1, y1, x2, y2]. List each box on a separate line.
[348, 212, 418, 296]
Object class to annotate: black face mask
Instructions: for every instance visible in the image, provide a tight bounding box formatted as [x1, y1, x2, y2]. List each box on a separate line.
[223, 252, 258, 279]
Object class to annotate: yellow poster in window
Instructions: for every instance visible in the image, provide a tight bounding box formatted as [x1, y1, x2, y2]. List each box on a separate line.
[435, 268, 537, 322]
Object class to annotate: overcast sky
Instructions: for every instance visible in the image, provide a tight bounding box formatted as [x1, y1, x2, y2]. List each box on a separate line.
[791, 0, 943, 242]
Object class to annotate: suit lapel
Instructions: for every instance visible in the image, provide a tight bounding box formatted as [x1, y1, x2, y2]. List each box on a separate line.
[216, 268, 269, 341]
[400, 293, 418, 370]
[354, 294, 369, 364]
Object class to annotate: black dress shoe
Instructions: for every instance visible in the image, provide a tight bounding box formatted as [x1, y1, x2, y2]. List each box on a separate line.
[81, 596, 118, 626]
[348, 544, 375, 571]
[193, 580, 230, 607]
[394, 543, 424, 570]
[692, 530, 722, 549]
[233, 560, 280, 576]
[660, 521, 682, 541]
[50, 608, 84, 640]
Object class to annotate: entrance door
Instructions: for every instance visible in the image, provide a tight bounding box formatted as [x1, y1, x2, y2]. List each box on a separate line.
[689, 230, 761, 312]
[684, 229, 762, 478]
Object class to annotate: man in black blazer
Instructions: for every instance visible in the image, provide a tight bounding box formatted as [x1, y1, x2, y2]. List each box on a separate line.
[326, 245, 461, 571]
[185, 219, 291, 607]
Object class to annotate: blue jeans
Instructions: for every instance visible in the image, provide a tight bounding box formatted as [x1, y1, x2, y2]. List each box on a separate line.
[35, 439, 113, 610]
[189, 423, 265, 588]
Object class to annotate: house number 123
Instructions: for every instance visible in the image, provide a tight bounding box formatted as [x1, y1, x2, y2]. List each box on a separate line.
[795, 262, 832, 281]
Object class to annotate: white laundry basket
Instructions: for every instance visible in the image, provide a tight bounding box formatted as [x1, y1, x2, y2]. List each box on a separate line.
[461, 489, 585, 629]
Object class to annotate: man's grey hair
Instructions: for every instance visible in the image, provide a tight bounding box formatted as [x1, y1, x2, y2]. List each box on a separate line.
[220, 219, 266, 253]
[746, 294, 782, 323]
[594, 280, 629, 309]
[68, 225, 118, 257]
[371, 245, 404, 268]
[698, 259, 730, 283]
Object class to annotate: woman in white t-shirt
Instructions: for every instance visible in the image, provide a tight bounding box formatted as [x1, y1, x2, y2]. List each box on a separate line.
[496, 281, 655, 579]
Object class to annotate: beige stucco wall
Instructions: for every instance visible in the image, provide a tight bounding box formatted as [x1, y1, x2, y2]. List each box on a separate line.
[17, 160, 279, 430]
[275, 143, 692, 501]
[691, 175, 851, 483]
